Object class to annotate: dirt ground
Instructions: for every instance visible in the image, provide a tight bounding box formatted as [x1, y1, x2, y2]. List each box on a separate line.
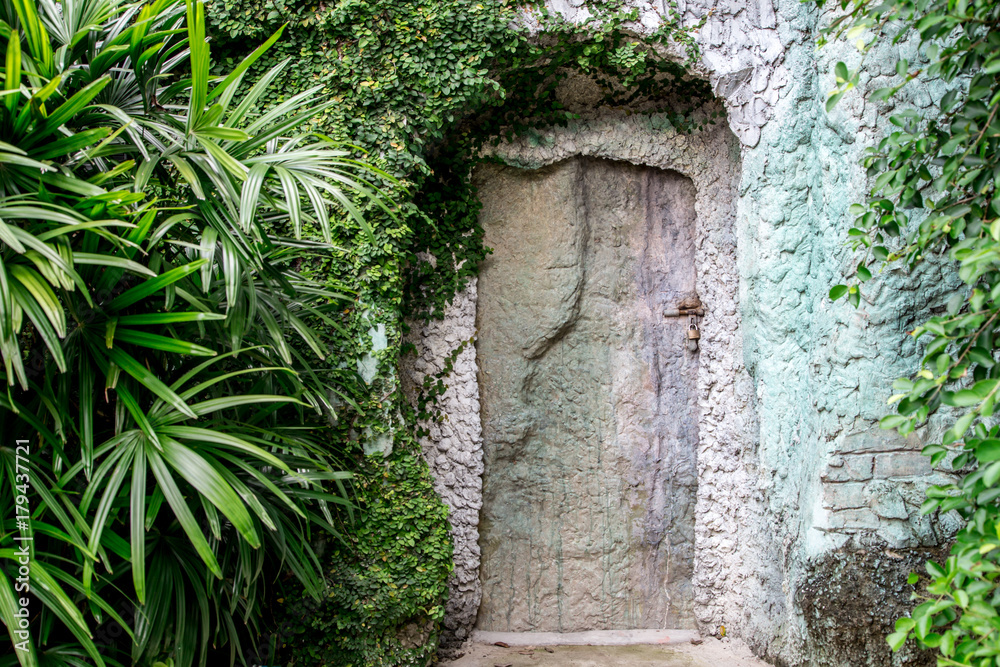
[438, 637, 771, 667]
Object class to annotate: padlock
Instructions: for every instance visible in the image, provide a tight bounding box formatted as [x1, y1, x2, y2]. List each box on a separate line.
[687, 319, 700, 353]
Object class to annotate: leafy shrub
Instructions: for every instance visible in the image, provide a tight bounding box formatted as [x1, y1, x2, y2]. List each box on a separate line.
[0, 0, 386, 665]
[820, 0, 1000, 663]
[275, 435, 452, 667]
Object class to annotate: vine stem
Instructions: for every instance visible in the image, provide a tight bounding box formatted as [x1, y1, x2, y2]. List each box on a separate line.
[957, 103, 999, 167]
[926, 312, 998, 405]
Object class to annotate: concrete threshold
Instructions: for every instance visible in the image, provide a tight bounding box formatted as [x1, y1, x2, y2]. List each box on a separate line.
[471, 629, 699, 647]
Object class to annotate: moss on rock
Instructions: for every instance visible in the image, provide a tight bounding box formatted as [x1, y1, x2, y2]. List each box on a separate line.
[798, 541, 946, 667]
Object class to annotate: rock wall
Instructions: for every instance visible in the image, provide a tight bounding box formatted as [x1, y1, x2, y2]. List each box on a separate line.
[403, 0, 961, 664]
[402, 283, 484, 645]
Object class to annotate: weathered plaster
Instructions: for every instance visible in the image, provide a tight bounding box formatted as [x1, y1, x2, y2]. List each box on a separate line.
[473, 158, 701, 632]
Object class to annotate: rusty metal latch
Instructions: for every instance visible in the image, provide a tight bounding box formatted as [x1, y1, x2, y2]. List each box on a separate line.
[663, 297, 704, 318]
[664, 298, 703, 352]
[664, 306, 705, 317]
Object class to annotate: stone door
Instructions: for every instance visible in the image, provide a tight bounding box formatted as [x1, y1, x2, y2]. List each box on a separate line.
[474, 157, 700, 632]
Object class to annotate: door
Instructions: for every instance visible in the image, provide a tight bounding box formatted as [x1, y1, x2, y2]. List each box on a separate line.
[474, 157, 700, 632]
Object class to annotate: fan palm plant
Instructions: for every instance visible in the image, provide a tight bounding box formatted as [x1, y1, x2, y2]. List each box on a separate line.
[0, 0, 388, 664]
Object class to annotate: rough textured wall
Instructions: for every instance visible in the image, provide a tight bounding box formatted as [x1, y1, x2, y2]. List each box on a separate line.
[403, 0, 961, 664]
[676, 0, 958, 664]
[474, 158, 700, 632]
[401, 284, 484, 645]
[797, 539, 943, 667]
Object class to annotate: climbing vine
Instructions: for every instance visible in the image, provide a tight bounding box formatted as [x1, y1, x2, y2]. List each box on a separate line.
[819, 0, 1000, 663]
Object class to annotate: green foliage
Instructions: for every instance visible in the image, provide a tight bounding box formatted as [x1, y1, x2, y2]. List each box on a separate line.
[276, 435, 453, 667]
[206, 0, 711, 321]
[0, 0, 386, 665]
[202, 0, 710, 663]
[819, 0, 1000, 663]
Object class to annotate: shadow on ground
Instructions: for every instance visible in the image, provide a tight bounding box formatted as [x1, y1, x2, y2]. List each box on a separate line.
[438, 638, 769, 667]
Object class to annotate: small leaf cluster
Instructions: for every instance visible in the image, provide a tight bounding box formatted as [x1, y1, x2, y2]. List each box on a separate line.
[885, 428, 1000, 659]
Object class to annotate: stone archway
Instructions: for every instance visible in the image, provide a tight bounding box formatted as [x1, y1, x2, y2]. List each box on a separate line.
[402, 109, 749, 645]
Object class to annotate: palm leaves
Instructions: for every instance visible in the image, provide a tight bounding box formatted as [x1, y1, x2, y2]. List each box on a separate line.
[0, 0, 385, 665]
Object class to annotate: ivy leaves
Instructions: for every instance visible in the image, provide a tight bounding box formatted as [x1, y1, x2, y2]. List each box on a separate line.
[826, 60, 860, 112]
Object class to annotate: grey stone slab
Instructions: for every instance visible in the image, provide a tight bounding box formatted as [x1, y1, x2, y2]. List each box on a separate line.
[472, 629, 700, 646]
[874, 451, 931, 478]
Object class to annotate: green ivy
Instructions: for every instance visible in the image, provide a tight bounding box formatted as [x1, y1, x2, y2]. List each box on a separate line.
[275, 434, 453, 667]
[819, 0, 1000, 663]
